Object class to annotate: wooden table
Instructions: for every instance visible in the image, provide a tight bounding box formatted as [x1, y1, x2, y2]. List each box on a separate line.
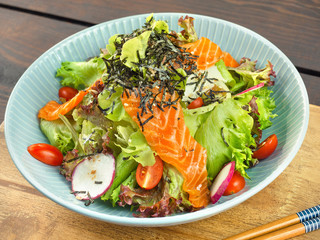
[0, 1, 319, 239]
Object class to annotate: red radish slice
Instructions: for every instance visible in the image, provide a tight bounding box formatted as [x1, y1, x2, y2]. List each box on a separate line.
[235, 82, 265, 96]
[210, 161, 235, 204]
[72, 153, 115, 200]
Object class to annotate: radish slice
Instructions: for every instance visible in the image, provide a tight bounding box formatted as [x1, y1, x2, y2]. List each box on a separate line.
[210, 161, 235, 204]
[71, 153, 115, 200]
[235, 82, 265, 96]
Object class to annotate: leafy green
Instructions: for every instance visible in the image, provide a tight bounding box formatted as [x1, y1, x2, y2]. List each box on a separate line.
[78, 119, 107, 154]
[118, 163, 192, 217]
[101, 154, 138, 205]
[109, 171, 137, 206]
[98, 87, 127, 122]
[163, 163, 191, 208]
[59, 149, 81, 181]
[114, 124, 155, 166]
[227, 58, 276, 93]
[169, 16, 198, 45]
[235, 87, 277, 130]
[182, 69, 231, 103]
[146, 14, 169, 34]
[40, 118, 77, 155]
[72, 92, 113, 131]
[120, 30, 152, 68]
[119, 14, 170, 68]
[98, 87, 155, 166]
[183, 103, 218, 137]
[58, 114, 84, 154]
[195, 98, 256, 179]
[106, 34, 121, 56]
[215, 59, 236, 88]
[56, 57, 105, 90]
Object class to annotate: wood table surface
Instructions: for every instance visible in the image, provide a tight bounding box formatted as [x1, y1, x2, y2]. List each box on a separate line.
[0, 1, 319, 239]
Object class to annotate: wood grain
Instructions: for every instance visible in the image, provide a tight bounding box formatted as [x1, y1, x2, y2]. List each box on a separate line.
[0, 8, 86, 122]
[0, 6, 319, 123]
[301, 73, 320, 105]
[0, 105, 319, 240]
[0, 0, 319, 72]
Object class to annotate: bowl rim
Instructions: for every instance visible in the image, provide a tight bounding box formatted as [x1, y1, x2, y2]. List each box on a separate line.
[4, 12, 309, 227]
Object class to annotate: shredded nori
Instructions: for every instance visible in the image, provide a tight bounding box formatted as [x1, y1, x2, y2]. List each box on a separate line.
[100, 21, 198, 130]
[221, 127, 229, 147]
[85, 192, 94, 206]
[142, 115, 154, 126]
[70, 190, 87, 194]
[65, 153, 96, 163]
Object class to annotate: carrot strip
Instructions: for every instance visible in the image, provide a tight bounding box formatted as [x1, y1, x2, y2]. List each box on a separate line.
[38, 79, 103, 121]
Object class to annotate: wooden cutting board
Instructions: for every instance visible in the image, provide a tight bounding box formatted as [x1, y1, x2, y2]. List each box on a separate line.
[0, 105, 319, 240]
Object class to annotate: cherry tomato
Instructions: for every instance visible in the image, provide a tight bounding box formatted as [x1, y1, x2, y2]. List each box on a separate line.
[136, 155, 164, 190]
[27, 143, 63, 166]
[223, 171, 245, 196]
[252, 134, 278, 160]
[59, 86, 78, 102]
[187, 97, 204, 109]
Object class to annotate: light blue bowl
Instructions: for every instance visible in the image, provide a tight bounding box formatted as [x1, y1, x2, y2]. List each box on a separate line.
[4, 13, 309, 226]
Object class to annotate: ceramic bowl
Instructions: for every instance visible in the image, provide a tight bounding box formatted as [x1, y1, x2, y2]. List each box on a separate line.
[5, 13, 309, 226]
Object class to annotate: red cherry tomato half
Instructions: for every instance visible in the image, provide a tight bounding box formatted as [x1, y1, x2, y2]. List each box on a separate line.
[223, 171, 245, 196]
[27, 143, 63, 166]
[187, 97, 204, 109]
[59, 86, 79, 102]
[136, 155, 164, 190]
[252, 134, 278, 160]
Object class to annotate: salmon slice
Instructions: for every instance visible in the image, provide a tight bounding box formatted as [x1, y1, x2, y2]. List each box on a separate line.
[182, 37, 239, 69]
[121, 90, 210, 208]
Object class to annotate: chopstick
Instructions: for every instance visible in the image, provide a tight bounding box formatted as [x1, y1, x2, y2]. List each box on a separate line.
[225, 205, 320, 240]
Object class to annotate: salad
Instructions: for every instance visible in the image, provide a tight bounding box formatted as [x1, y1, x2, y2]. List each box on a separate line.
[28, 14, 278, 217]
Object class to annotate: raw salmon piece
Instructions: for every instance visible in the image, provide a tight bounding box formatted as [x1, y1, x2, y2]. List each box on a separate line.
[182, 37, 239, 70]
[221, 51, 240, 68]
[121, 90, 210, 208]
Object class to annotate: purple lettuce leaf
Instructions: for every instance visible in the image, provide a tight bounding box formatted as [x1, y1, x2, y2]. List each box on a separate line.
[169, 16, 198, 45]
[118, 164, 193, 217]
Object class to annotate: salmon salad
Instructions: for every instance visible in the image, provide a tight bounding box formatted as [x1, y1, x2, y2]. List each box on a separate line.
[29, 14, 278, 217]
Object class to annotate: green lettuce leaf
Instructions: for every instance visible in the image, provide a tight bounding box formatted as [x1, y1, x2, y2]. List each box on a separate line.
[101, 153, 138, 205]
[56, 57, 105, 90]
[109, 170, 137, 206]
[234, 86, 277, 130]
[183, 102, 218, 137]
[114, 124, 155, 167]
[98, 87, 127, 122]
[227, 58, 276, 93]
[146, 14, 169, 34]
[163, 163, 191, 208]
[106, 34, 121, 56]
[40, 118, 77, 154]
[120, 30, 152, 68]
[98, 87, 155, 167]
[195, 98, 256, 179]
[78, 119, 107, 154]
[215, 59, 236, 88]
[119, 14, 169, 68]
